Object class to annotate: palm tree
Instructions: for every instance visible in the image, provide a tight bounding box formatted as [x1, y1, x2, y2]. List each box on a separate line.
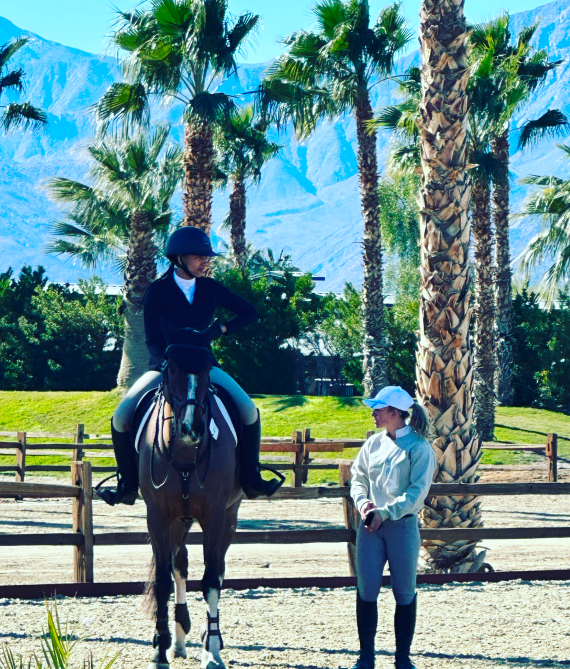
[518, 144, 570, 299]
[260, 0, 411, 395]
[94, 0, 259, 235]
[415, 0, 486, 572]
[47, 126, 183, 390]
[470, 17, 566, 407]
[214, 106, 280, 268]
[0, 37, 46, 131]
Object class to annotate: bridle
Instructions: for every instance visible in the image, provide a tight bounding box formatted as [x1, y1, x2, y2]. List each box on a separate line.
[151, 353, 215, 519]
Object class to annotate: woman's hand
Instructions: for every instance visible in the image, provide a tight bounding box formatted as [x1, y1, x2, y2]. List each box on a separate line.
[365, 510, 383, 532]
[360, 501, 383, 532]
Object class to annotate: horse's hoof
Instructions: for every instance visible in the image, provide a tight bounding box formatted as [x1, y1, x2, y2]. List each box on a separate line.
[148, 663, 169, 669]
[201, 651, 225, 669]
[169, 644, 187, 660]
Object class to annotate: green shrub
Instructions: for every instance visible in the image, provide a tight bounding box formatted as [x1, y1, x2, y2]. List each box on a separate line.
[0, 267, 122, 391]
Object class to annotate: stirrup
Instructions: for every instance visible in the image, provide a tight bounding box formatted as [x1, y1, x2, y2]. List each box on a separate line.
[94, 473, 138, 506]
[242, 466, 285, 500]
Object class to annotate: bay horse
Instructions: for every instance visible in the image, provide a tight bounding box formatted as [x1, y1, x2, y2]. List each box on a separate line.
[136, 328, 243, 669]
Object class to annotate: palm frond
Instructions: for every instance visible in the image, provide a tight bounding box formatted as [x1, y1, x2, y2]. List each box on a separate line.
[1, 102, 47, 131]
[313, 0, 346, 39]
[517, 109, 570, 150]
[0, 37, 28, 70]
[47, 178, 95, 202]
[185, 91, 235, 123]
[225, 12, 260, 57]
[0, 68, 24, 95]
[93, 82, 149, 129]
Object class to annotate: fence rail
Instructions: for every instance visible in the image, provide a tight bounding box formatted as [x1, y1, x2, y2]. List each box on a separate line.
[0, 426, 560, 484]
[1, 471, 569, 591]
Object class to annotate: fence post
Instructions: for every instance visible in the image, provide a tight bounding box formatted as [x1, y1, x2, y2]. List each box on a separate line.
[339, 462, 358, 577]
[71, 460, 94, 583]
[292, 431, 303, 487]
[15, 431, 26, 483]
[73, 424, 85, 464]
[546, 433, 558, 483]
[302, 428, 312, 484]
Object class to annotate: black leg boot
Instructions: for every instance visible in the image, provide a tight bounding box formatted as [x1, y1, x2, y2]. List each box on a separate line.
[239, 411, 284, 499]
[95, 422, 139, 506]
[351, 592, 377, 669]
[394, 595, 417, 669]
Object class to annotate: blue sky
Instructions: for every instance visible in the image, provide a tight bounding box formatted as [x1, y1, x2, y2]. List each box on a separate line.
[0, 0, 551, 62]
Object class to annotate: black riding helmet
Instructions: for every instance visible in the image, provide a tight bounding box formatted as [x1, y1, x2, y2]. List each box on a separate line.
[166, 227, 218, 278]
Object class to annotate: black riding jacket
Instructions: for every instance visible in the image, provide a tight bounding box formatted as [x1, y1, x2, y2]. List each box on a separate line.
[143, 265, 258, 371]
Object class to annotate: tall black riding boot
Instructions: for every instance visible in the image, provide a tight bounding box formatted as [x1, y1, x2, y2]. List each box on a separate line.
[239, 412, 283, 500]
[95, 422, 139, 506]
[351, 592, 377, 669]
[394, 595, 417, 669]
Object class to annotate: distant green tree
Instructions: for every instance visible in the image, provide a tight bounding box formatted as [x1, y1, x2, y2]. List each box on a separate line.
[214, 106, 281, 268]
[510, 288, 570, 407]
[261, 0, 411, 395]
[47, 126, 182, 390]
[211, 267, 324, 394]
[0, 38, 47, 131]
[96, 0, 259, 233]
[0, 267, 123, 391]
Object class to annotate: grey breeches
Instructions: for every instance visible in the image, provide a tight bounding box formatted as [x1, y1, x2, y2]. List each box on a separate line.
[112, 368, 258, 433]
[355, 514, 421, 605]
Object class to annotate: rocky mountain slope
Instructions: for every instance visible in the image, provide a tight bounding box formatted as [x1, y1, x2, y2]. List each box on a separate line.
[0, 1, 569, 290]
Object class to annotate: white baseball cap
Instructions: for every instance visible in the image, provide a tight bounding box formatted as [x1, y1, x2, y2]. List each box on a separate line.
[363, 386, 414, 412]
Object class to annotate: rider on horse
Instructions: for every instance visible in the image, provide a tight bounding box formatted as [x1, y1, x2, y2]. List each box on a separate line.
[99, 226, 283, 506]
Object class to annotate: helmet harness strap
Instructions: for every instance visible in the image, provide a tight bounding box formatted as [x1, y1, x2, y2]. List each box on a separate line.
[175, 255, 196, 280]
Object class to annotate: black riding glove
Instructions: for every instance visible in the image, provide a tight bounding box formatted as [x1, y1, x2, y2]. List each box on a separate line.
[206, 319, 224, 343]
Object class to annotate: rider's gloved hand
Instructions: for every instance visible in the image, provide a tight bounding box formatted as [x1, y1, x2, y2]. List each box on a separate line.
[205, 319, 224, 342]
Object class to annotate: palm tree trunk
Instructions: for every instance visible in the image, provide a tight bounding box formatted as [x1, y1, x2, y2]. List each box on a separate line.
[355, 92, 387, 396]
[229, 177, 247, 269]
[183, 119, 214, 233]
[492, 130, 514, 406]
[472, 178, 496, 441]
[417, 0, 484, 572]
[117, 211, 157, 392]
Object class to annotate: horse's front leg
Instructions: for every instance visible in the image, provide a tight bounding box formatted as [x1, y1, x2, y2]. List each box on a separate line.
[171, 541, 191, 659]
[148, 514, 173, 669]
[200, 509, 228, 669]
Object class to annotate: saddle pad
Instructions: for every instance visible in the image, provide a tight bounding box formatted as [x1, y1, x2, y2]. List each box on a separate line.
[213, 395, 237, 446]
[132, 389, 158, 454]
[133, 389, 238, 453]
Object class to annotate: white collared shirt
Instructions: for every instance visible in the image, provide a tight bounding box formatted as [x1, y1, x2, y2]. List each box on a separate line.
[350, 425, 436, 521]
[174, 272, 196, 304]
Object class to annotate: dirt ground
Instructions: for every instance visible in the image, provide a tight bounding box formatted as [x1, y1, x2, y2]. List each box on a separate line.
[0, 468, 569, 668]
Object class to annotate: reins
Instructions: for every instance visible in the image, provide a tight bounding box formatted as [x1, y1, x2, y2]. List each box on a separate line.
[150, 378, 215, 518]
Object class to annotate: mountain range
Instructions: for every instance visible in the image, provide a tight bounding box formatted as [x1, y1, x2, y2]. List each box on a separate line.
[1, 1, 570, 290]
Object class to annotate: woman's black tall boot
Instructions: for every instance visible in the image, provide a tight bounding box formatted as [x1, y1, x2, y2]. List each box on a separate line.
[239, 411, 284, 499]
[394, 595, 417, 669]
[351, 592, 377, 669]
[95, 422, 139, 506]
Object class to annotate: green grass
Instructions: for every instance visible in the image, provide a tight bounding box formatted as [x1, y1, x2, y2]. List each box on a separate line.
[0, 391, 568, 482]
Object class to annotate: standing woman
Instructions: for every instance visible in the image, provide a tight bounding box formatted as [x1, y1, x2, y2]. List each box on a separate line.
[349, 386, 436, 669]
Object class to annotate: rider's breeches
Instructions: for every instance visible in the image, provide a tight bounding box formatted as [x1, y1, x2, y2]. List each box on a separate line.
[355, 514, 420, 605]
[112, 368, 258, 433]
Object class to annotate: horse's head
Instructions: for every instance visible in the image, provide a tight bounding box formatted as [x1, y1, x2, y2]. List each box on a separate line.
[164, 328, 214, 445]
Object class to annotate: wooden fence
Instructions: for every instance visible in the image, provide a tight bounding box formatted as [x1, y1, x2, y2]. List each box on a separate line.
[1, 460, 570, 598]
[0, 425, 560, 484]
